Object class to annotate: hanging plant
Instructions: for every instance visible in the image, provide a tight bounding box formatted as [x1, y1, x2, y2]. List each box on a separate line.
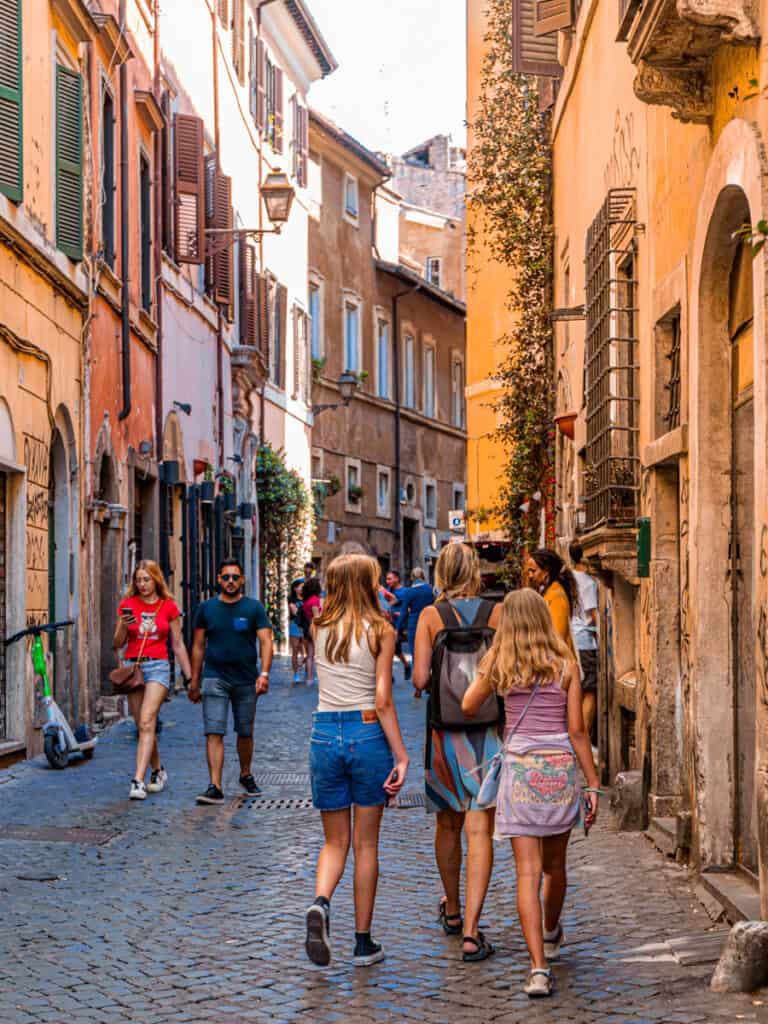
[312, 356, 327, 383]
[255, 443, 313, 640]
[467, 0, 556, 584]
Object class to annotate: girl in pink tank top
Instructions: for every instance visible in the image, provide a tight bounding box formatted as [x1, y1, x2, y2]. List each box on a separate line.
[462, 589, 601, 999]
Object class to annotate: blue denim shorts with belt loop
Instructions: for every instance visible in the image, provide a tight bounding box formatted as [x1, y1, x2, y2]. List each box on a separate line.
[309, 711, 394, 811]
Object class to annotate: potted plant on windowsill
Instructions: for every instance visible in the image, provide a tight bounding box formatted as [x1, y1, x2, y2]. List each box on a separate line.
[200, 464, 215, 504]
[312, 356, 327, 384]
[347, 484, 364, 504]
[218, 472, 236, 511]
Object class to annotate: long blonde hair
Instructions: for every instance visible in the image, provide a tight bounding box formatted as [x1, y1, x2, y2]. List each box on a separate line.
[479, 589, 572, 693]
[434, 542, 481, 599]
[125, 560, 173, 602]
[314, 554, 390, 664]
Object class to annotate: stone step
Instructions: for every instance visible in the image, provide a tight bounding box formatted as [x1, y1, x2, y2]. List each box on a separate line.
[0, 740, 26, 771]
[699, 869, 761, 925]
[646, 815, 678, 856]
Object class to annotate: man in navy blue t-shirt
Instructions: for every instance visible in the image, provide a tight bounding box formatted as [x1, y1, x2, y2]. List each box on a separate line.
[189, 559, 273, 805]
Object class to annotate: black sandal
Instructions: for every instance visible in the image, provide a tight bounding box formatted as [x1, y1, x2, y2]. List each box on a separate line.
[438, 898, 463, 936]
[462, 931, 496, 962]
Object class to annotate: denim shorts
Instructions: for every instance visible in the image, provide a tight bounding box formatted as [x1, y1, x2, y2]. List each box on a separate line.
[309, 711, 394, 811]
[202, 677, 257, 737]
[129, 658, 171, 691]
[289, 621, 304, 640]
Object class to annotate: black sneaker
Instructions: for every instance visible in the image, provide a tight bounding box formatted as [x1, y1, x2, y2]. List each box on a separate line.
[239, 774, 261, 796]
[196, 783, 224, 805]
[305, 900, 331, 966]
[353, 936, 385, 967]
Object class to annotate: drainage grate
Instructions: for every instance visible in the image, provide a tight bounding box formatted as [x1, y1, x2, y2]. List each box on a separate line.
[249, 796, 314, 811]
[252, 772, 311, 787]
[2, 826, 118, 845]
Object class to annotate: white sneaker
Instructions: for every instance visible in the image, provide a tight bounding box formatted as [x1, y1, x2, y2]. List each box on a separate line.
[543, 924, 564, 961]
[129, 779, 147, 800]
[524, 969, 553, 998]
[147, 767, 168, 793]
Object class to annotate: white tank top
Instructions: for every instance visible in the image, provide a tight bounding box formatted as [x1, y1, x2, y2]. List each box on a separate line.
[315, 623, 377, 712]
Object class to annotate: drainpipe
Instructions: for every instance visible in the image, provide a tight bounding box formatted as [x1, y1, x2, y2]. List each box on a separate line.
[391, 280, 421, 571]
[118, 0, 131, 421]
[211, 5, 225, 468]
[153, 4, 169, 578]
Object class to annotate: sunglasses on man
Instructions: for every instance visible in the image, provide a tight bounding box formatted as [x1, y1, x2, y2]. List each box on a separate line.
[220, 573, 242, 582]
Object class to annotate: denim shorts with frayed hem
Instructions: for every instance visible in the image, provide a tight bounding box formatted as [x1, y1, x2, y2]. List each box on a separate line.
[202, 676, 257, 737]
[310, 711, 393, 811]
[128, 658, 171, 690]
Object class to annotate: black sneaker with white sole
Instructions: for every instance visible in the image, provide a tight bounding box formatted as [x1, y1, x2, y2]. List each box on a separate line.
[196, 783, 224, 805]
[353, 936, 385, 967]
[305, 900, 331, 966]
[239, 773, 261, 796]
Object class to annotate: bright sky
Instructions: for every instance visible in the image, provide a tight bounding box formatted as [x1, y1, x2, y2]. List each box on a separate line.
[306, 0, 467, 156]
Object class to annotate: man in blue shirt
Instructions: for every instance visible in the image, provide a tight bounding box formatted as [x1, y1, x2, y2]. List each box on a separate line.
[398, 567, 435, 656]
[189, 559, 273, 805]
[385, 569, 411, 679]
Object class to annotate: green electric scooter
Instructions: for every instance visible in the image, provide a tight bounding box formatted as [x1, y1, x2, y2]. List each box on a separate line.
[3, 619, 97, 768]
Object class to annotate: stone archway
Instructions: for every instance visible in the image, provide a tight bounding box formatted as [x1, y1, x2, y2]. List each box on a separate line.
[689, 119, 768, 893]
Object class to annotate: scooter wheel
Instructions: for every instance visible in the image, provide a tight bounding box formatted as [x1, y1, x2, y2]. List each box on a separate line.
[44, 733, 69, 769]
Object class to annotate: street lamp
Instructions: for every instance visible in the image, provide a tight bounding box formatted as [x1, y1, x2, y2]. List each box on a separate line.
[204, 173, 296, 254]
[312, 371, 360, 417]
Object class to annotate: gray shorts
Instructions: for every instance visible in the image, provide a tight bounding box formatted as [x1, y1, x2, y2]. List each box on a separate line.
[202, 676, 257, 737]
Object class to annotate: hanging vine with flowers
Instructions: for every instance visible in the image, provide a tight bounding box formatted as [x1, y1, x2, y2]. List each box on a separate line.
[467, 0, 556, 583]
[255, 443, 313, 641]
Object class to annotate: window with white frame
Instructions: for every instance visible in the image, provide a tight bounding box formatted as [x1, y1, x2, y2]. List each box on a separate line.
[343, 294, 361, 372]
[423, 343, 436, 418]
[451, 356, 465, 428]
[345, 458, 363, 513]
[426, 257, 441, 288]
[424, 478, 437, 527]
[309, 277, 323, 359]
[376, 466, 391, 518]
[403, 332, 415, 408]
[344, 173, 359, 221]
[376, 316, 391, 399]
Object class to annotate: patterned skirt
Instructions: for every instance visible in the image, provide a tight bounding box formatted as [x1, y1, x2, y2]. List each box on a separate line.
[494, 732, 581, 839]
[425, 726, 501, 814]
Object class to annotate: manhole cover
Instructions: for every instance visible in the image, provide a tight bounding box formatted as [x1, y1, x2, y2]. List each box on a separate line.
[1, 826, 117, 845]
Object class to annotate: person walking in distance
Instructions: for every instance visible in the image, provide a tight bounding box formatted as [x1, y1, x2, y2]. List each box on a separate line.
[304, 554, 408, 968]
[301, 576, 323, 685]
[288, 578, 306, 685]
[188, 560, 274, 804]
[114, 560, 192, 801]
[385, 569, 412, 680]
[462, 590, 600, 998]
[413, 543, 502, 961]
[398, 566, 434, 660]
[569, 543, 599, 745]
[524, 549, 579, 656]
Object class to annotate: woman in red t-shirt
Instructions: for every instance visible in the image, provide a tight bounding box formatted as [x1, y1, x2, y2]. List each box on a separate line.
[114, 560, 192, 801]
[301, 577, 323, 685]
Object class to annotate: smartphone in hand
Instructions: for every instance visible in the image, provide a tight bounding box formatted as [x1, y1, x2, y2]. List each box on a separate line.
[386, 769, 399, 808]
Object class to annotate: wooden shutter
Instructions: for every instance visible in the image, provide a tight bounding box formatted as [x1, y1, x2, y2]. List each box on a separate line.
[274, 68, 284, 153]
[511, 0, 562, 76]
[534, 0, 573, 35]
[55, 65, 83, 260]
[204, 153, 217, 292]
[232, 0, 244, 82]
[300, 105, 309, 188]
[174, 114, 204, 264]
[0, 0, 23, 204]
[248, 22, 256, 120]
[160, 92, 173, 254]
[276, 282, 288, 386]
[256, 272, 269, 355]
[290, 95, 298, 179]
[255, 38, 265, 132]
[292, 306, 300, 399]
[239, 241, 257, 345]
[213, 171, 233, 308]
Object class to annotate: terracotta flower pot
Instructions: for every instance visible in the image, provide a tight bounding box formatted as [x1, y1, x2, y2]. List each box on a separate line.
[554, 411, 577, 439]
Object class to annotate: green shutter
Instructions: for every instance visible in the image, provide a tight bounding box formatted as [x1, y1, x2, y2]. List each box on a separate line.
[0, 0, 23, 204]
[55, 64, 83, 261]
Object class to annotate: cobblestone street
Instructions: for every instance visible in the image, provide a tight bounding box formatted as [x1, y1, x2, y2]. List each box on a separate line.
[1, 660, 766, 1024]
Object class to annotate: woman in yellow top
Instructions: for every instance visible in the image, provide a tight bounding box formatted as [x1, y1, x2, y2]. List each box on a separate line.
[524, 548, 578, 656]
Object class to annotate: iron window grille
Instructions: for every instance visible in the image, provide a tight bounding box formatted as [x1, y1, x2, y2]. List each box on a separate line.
[584, 188, 639, 531]
[663, 314, 681, 431]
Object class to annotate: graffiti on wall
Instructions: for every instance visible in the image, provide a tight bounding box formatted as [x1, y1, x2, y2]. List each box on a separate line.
[604, 111, 641, 191]
[24, 434, 49, 624]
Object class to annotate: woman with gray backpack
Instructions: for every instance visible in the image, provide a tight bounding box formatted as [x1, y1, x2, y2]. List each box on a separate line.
[413, 543, 502, 961]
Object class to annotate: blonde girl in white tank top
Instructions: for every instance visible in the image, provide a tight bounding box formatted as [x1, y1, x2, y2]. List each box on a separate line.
[304, 554, 409, 969]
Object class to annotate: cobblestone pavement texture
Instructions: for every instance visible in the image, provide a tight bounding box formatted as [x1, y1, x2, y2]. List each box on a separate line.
[1, 659, 767, 1024]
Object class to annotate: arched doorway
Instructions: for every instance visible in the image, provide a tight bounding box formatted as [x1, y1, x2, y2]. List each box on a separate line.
[48, 419, 78, 722]
[693, 183, 757, 874]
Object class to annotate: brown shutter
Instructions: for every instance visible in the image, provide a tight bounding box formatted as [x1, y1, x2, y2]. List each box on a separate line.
[511, 0, 562, 76]
[256, 272, 269, 355]
[160, 92, 173, 254]
[174, 114, 204, 264]
[239, 241, 257, 345]
[292, 306, 300, 398]
[534, 0, 572, 35]
[276, 282, 288, 386]
[248, 21, 257, 120]
[204, 153, 217, 291]
[213, 171, 233, 308]
[274, 68, 284, 153]
[232, 0, 244, 82]
[255, 38, 266, 132]
[290, 95, 298, 179]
